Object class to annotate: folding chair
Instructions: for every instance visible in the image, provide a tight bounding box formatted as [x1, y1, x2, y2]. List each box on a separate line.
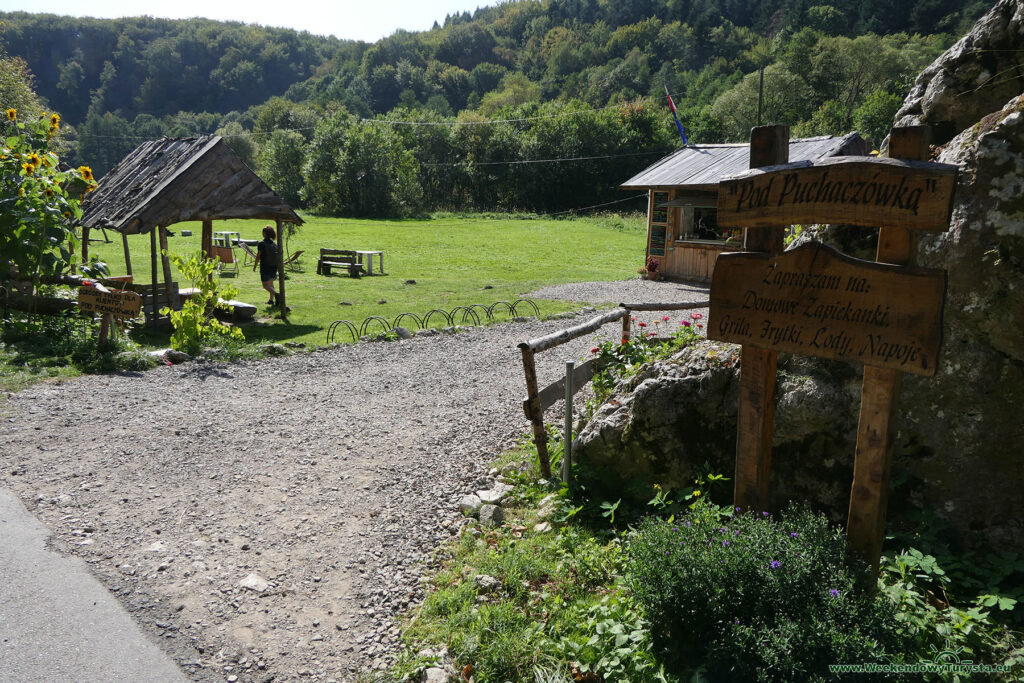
[237, 241, 259, 267]
[213, 245, 238, 275]
[282, 250, 305, 271]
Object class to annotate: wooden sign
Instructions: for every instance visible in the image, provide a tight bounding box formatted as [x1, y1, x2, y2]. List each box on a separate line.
[718, 156, 958, 231]
[709, 243, 945, 376]
[78, 287, 142, 317]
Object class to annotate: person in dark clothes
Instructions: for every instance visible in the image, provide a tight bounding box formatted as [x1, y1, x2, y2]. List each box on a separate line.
[253, 225, 279, 305]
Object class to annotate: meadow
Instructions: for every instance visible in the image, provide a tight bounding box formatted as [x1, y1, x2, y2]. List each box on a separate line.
[86, 213, 648, 348]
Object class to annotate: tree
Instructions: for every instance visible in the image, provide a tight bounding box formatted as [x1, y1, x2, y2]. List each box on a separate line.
[853, 88, 903, 147]
[711, 64, 814, 141]
[303, 110, 421, 217]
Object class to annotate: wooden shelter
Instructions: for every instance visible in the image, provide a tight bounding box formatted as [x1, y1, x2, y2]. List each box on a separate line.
[620, 133, 867, 283]
[79, 135, 302, 323]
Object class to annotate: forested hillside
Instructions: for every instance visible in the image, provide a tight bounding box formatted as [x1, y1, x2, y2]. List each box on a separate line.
[0, 0, 992, 216]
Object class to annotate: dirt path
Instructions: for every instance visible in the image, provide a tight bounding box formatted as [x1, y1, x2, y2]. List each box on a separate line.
[0, 281, 708, 682]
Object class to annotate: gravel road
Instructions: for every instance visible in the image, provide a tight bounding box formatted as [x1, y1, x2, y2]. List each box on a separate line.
[0, 279, 708, 682]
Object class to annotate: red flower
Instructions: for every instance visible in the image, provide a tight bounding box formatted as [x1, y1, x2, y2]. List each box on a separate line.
[638, 322, 647, 328]
[696, 324, 704, 329]
[680, 320, 691, 327]
[590, 347, 599, 354]
[647, 332, 656, 337]
[621, 338, 629, 345]
[630, 316, 637, 322]
[691, 312, 703, 320]
[662, 315, 670, 322]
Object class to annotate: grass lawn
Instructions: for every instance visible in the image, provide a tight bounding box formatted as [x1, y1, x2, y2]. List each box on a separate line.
[84, 213, 647, 348]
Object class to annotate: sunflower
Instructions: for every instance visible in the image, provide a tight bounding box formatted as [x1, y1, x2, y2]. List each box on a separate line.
[27, 153, 41, 168]
[21, 162, 34, 175]
[49, 113, 60, 128]
[78, 165, 94, 182]
[5, 109, 15, 121]
[44, 188, 54, 197]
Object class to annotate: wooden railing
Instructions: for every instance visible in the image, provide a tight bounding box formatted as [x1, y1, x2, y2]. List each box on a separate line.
[519, 301, 709, 478]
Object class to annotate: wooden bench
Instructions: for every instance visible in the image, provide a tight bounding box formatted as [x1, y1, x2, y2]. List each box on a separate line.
[317, 249, 365, 277]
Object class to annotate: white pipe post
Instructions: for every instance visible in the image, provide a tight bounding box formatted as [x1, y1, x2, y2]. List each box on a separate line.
[563, 360, 574, 487]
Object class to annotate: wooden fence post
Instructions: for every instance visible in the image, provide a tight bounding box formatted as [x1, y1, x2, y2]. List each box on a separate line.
[733, 125, 789, 512]
[847, 126, 930, 573]
[520, 346, 551, 478]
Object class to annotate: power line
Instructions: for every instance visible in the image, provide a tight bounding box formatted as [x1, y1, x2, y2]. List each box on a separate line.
[422, 150, 669, 167]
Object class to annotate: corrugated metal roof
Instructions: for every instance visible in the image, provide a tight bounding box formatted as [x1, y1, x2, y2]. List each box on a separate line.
[620, 133, 866, 190]
[80, 135, 302, 234]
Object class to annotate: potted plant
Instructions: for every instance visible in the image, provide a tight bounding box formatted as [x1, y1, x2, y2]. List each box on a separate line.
[645, 256, 661, 281]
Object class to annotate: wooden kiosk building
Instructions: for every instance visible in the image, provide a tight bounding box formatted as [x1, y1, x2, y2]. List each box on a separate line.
[620, 133, 867, 283]
[79, 135, 302, 323]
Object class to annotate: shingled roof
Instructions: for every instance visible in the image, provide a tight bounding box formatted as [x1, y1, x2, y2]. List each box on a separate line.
[79, 135, 302, 234]
[620, 133, 868, 191]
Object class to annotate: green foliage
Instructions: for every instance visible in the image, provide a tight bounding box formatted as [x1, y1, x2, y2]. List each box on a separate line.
[0, 110, 95, 295]
[854, 88, 904, 147]
[588, 312, 702, 408]
[159, 251, 243, 355]
[627, 503, 908, 680]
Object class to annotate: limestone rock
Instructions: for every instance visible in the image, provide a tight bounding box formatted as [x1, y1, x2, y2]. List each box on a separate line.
[893, 0, 1024, 142]
[238, 572, 270, 592]
[473, 574, 500, 592]
[479, 505, 504, 527]
[458, 494, 482, 517]
[423, 668, 450, 683]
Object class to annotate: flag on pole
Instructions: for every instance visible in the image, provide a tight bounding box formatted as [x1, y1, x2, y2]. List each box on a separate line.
[664, 85, 689, 145]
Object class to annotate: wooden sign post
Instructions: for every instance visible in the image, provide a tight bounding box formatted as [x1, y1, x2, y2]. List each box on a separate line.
[78, 284, 142, 350]
[710, 126, 957, 572]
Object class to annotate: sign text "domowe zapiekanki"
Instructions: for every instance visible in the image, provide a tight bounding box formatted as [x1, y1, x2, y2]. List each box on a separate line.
[709, 243, 946, 376]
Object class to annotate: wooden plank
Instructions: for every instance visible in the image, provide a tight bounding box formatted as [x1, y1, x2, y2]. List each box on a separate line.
[708, 242, 946, 376]
[158, 226, 179, 311]
[718, 156, 958, 232]
[521, 347, 551, 478]
[733, 125, 788, 513]
[847, 125, 932, 575]
[621, 301, 709, 312]
[78, 287, 142, 317]
[531, 358, 601, 413]
[519, 308, 628, 353]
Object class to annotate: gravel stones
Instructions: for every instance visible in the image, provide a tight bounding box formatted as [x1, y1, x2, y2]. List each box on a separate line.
[0, 278, 708, 681]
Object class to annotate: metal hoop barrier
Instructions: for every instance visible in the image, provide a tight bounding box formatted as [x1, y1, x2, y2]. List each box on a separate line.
[467, 303, 493, 322]
[358, 316, 392, 337]
[487, 301, 515, 319]
[327, 319, 359, 344]
[392, 312, 423, 330]
[449, 306, 482, 326]
[511, 298, 541, 317]
[423, 309, 453, 328]
[326, 299, 541, 343]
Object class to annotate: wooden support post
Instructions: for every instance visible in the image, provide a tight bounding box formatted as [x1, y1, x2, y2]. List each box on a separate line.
[521, 347, 551, 478]
[158, 226, 178, 311]
[150, 227, 159, 325]
[733, 125, 789, 512]
[201, 220, 213, 260]
[847, 126, 930, 574]
[97, 313, 113, 350]
[276, 219, 287, 319]
[621, 310, 631, 342]
[81, 226, 90, 268]
[122, 232, 133, 277]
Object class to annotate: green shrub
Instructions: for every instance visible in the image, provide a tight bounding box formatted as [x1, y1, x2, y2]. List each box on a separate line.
[626, 503, 907, 680]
